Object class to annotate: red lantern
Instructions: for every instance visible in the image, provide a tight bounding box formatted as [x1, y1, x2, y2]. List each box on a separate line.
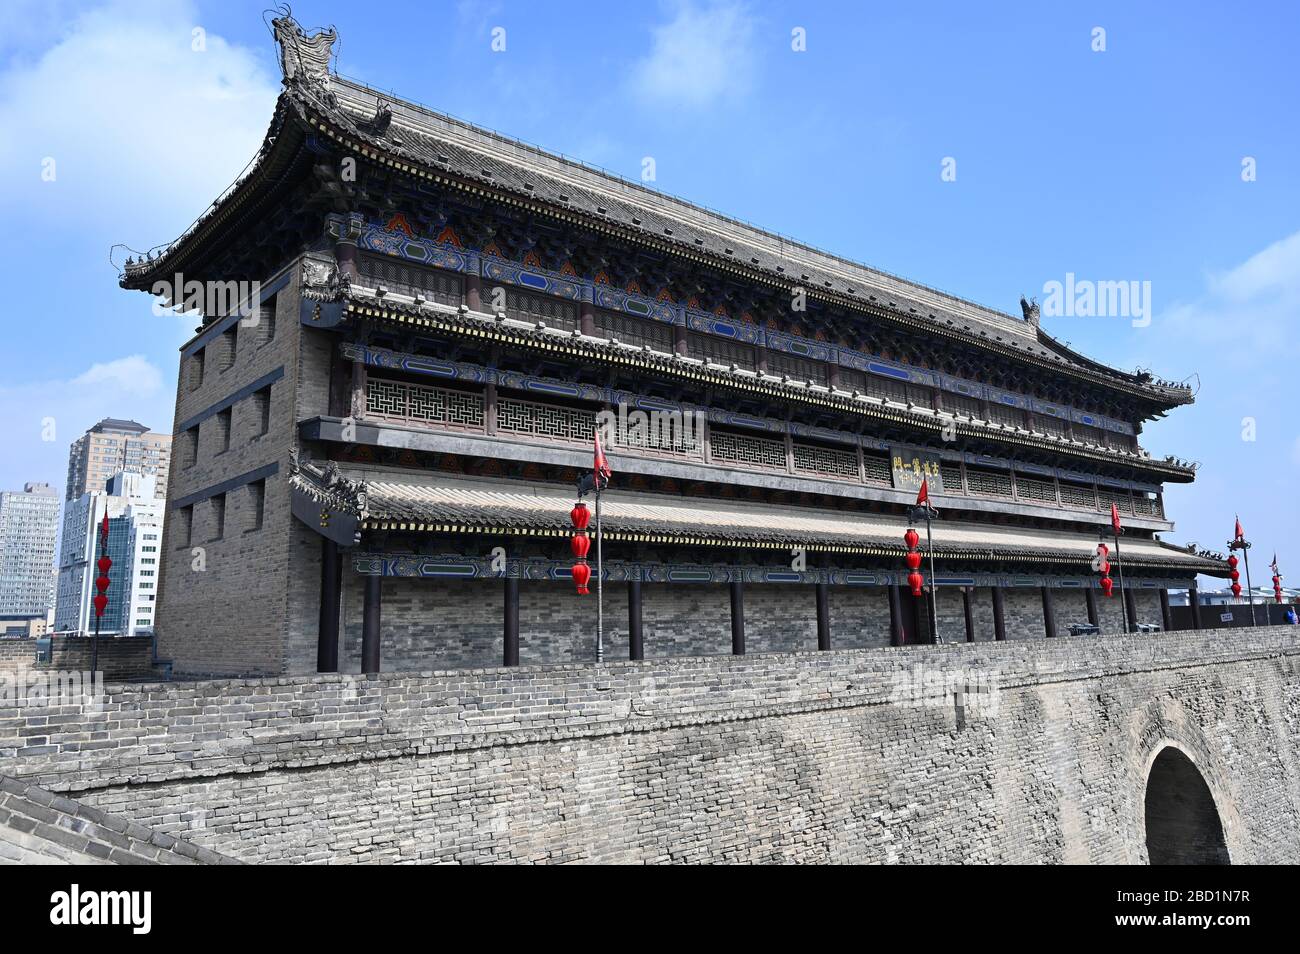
[97, 555, 112, 574]
[95, 575, 110, 594]
[905, 550, 922, 570]
[907, 571, 924, 597]
[571, 561, 590, 595]
[570, 503, 591, 530]
[1097, 543, 1109, 557]
[1098, 560, 1110, 576]
[1231, 582, 1242, 598]
[904, 528, 920, 550]
[1100, 577, 1114, 597]
[571, 533, 590, 559]
[1229, 569, 1240, 583]
[92, 594, 108, 617]
[1227, 555, 1238, 570]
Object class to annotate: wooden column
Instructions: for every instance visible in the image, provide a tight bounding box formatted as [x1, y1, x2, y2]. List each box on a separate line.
[962, 587, 975, 643]
[674, 325, 688, 356]
[991, 586, 1007, 641]
[335, 240, 358, 281]
[1159, 588, 1173, 632]
[755, 345, 769, 374]
[316, 539, 341, 673]
[730, 581, 745, 655]
[361, 574, 382, 674]
[579, 299, 596, 337]
[485, 381, 499, 435]
[1188, 582, 1201, 630]
[815, 582, 831, 651]
[827, 362, 841, 389]
[466, 273, 482, 312]
[503, 577, 520, 666]
[628, 580, 644, 660]
[888, 585, 904, 646]
[1041, 586, 1057, 638]
[1085, 586, 1099, 627]
[1125, 587, 1139, 633]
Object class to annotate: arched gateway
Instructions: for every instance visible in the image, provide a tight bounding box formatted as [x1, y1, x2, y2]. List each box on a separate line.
[1144, 746, 1230, 864]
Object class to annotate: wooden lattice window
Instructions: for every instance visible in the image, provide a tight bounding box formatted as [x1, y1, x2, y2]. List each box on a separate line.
[709, 428, 787, 470]
[1016, 476, 1058, 503]
[596, 310, 674, 352]
[966, 466, 1013, 497]
[866, 373, 909, 405]
[506, 288, 578, 330]
[497, 396, 592, 443]
[687, 331, 756, 370]
[1059, 482, 1097, 509]
[792, 441, 858, 480]
[357, 254, 463, 306]
[367, 378, 485, 430]
[944, 393, 981, 418]
[939, 462, 964, 492]
[863, 451, 891, 485]
[767, 350, 828, 386]
[986, 401, 1023, 428]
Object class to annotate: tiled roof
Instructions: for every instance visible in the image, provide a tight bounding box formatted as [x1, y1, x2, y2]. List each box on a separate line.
[327, 468, 1219, 572]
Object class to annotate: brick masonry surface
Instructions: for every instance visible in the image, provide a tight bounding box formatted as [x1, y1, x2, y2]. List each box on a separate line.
[2, 626, 1298, 864]
[0, 775, 240, 865]
[0, 636, 156, 681]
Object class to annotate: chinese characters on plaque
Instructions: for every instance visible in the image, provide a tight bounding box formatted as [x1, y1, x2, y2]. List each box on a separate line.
[889, 446, 945, 496]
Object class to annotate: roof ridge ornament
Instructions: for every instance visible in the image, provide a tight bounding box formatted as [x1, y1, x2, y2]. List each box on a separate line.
[271, 7, 337, 95]
[1019, 294, 1040, 328]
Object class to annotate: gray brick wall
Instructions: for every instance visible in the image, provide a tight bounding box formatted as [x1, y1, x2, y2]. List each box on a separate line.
[0, 775, 238, 865]
[827, 586, 892, 649]
[5, 626, 1298, 864]
[156, 263, 303, 677]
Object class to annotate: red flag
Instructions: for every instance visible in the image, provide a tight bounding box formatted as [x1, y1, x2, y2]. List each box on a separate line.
[1110, 502, 1122, 535]
[1234, 516, 1244, 542]
[594, 429, 611, 483]
[916, 477, 929, 507]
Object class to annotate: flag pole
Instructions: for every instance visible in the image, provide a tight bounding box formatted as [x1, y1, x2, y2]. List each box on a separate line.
[595, 475, 604, 662]
[1241, 540, 1256, 627]
[1113, 528, 1130, 634]
[925, 507, 941, 644]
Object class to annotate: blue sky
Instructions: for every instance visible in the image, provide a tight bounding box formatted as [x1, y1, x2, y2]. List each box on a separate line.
[1, 0, 1296, 582]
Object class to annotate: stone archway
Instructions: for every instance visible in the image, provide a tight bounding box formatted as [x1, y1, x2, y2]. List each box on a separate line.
[1144, 746, 1230, 864]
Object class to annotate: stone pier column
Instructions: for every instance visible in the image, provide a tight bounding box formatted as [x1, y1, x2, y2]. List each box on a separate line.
[888, 585, 904, 646]
[316, 539, 341, 673]
[730, 581, 745, 655]
[962, 587, 975, 642]
[628, 580, 644, 660]
[816, 582, 831, 651]
[1041, 586, 1057, 638]
[361, 574, 382, 674]
[503, 577, 520, 666]
[992, 587, 1007, 641]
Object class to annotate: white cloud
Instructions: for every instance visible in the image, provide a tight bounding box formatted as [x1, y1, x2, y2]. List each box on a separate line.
[71, 355, 165, 397]
[0, 354, 172, 495]
[0, 0, 279, 252]
[629, 1, 757, 109]
[1164, 229, 1300, 366]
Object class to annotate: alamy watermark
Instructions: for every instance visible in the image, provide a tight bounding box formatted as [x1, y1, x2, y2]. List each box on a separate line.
[1041, 273, 1152, 327]
[888, 664, 999, 718]
[1, 669, 105, 711]
[596, 403, 703, 453]
[150, 272, 262, 322]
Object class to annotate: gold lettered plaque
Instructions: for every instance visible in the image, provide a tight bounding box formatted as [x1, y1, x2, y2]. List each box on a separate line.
[889, 446, 945, 495]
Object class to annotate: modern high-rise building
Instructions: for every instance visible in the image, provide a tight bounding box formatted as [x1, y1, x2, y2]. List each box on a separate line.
[65, 418, 172, 501]
[0, 482, 60, 620]
[54, 472, 165, 636]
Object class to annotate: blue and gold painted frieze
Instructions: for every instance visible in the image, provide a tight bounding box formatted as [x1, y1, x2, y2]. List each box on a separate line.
[351, 552, 1187, 589]
[356, 227, 1140, 438]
